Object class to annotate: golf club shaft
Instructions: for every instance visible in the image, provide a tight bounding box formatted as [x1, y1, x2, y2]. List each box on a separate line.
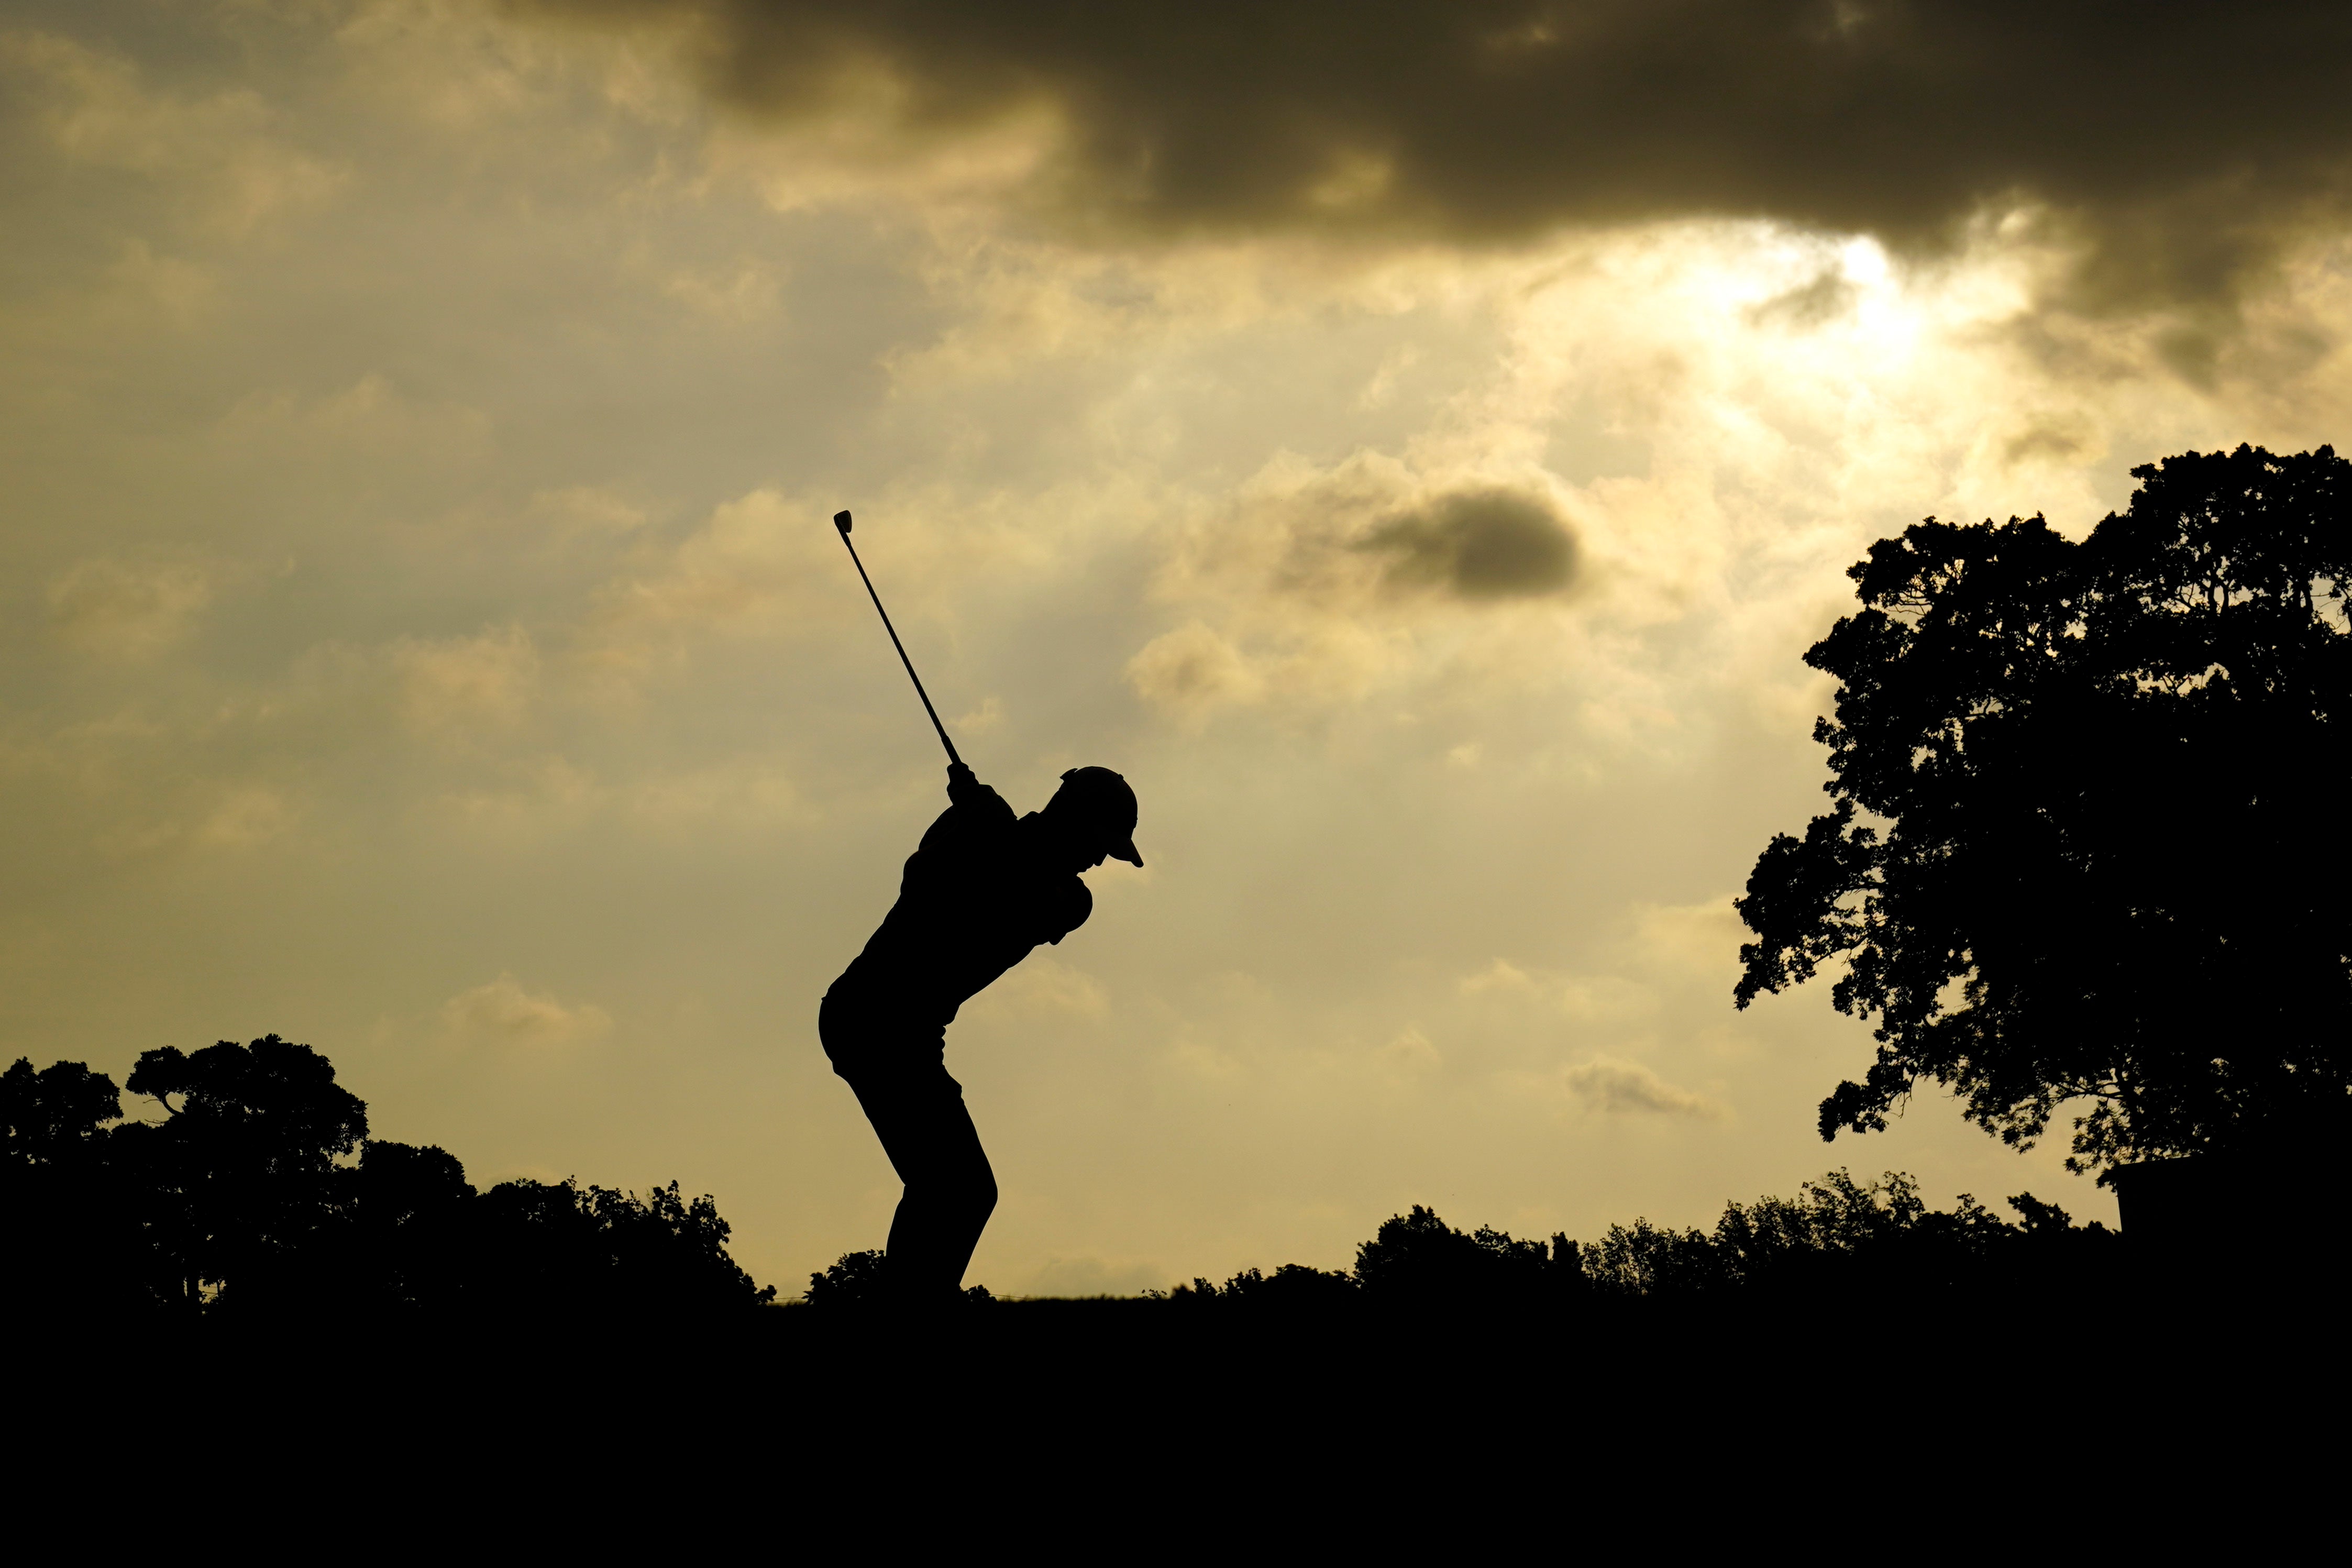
[836, 529, 963, 769]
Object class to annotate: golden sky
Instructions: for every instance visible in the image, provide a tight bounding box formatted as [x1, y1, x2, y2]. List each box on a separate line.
[7, 0, 2351, 1293]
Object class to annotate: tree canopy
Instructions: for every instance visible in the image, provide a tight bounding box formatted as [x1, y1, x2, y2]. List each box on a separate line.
[1, 1035, 775, 1321]
[1736, 444, 2352, 1172]
[118, 1035, 370, 1304]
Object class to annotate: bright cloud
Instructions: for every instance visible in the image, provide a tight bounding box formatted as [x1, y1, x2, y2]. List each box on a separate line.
[440, 974, 613, 1045]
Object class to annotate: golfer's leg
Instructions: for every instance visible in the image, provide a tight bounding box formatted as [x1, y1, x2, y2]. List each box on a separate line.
[849, 1065, 998, 1298]
[885, 1083, 997, 1296]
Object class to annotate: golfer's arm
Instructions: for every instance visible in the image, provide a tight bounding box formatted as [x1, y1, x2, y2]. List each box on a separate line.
[945, 761, 1006, 811]
[942, 764, 1014, 832]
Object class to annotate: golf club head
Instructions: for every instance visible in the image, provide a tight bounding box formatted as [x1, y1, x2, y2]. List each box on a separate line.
[833, 510, 853, 535]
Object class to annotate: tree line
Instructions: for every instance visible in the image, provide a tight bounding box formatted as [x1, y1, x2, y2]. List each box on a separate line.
[808, 1168, 2112, 1309]
[2, 1035, 774, 1322]
[14, 1035, 2116, 1321]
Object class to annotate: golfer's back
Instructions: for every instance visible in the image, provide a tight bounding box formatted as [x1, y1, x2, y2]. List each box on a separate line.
[829, 779, 1091, 1035]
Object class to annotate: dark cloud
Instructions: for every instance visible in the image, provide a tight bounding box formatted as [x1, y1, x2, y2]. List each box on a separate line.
[521, 1, 2352, 312]
[1359, 489, 1577, 599]
[2003, 422, 2090, 465]
[1749, 270, 1860, 330]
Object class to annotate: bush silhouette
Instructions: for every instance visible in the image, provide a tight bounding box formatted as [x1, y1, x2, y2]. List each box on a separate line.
[806, 1248, 891, 1306]
[804, 1247, 995, 1307]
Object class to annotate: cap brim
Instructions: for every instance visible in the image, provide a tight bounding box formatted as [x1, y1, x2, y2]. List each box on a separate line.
[1109, 838, 1143, 868]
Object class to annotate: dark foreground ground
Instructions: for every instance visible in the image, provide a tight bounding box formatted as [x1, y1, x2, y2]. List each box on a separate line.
[13, 1280, 2338, 1547]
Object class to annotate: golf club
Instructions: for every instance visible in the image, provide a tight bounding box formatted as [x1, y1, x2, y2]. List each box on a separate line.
[832, 509, 963, 769]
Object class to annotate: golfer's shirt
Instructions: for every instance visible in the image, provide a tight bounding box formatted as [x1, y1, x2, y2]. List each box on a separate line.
[828, 778, 1092, 1034]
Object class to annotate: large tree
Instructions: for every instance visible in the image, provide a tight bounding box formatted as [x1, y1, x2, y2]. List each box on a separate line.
[119, 1035, 370, 1307]
[1735, 445, 2352, 1173]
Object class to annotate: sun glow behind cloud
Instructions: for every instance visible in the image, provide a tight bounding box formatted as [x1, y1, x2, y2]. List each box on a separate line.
[6, 0, 2350, 1290]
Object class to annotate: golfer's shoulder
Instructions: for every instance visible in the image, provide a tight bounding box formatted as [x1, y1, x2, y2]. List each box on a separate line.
[949, 777, 1018, 827]
[920, 785, 1016, 850]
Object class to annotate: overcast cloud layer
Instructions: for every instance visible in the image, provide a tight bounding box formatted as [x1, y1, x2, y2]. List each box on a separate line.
[529, 0, 2352, 316]
[5, 0, 2350, 1290]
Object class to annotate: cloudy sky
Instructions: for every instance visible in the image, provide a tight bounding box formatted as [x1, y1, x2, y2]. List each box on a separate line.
[7, 0, 2350, 1294]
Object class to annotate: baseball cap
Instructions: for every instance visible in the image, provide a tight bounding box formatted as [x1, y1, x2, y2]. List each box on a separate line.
[1055, 766, 1142, 867]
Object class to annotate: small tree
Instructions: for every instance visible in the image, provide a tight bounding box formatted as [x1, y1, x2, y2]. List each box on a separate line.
[1736, 445, 2352, 1173]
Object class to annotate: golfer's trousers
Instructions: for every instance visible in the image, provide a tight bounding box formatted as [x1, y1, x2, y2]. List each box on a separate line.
[818, 990, 998, 1299]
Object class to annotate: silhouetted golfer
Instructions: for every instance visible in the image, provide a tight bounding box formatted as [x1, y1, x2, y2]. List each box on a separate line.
[821, 761, 1142, 1304]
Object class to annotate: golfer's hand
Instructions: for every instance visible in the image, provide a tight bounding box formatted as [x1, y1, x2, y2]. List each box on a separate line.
[946, 761, 979, 798]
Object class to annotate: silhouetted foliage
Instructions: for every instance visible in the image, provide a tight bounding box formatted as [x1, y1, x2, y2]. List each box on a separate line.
[3, 1057, 122, 1157]
[2, 1036, 775, 1323]
[1353, 1205, 1570, 1305]
[1575, 1169, 2099, 1298]
[9, 1042, 2123, 1329]
[118, 1035, 369, 1308]
[807, 1247, 891, 1306]
[466, 1176, 774, 1315]
[1736, 445, 2352, 1172]
[336, 1139, 476, 1308]
[1150, 1170, 2112, 1311]
[2, 1057, 142, 1315]
[1168, 1262, 1357, 1308]
[805, 1247, 993, 1307]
